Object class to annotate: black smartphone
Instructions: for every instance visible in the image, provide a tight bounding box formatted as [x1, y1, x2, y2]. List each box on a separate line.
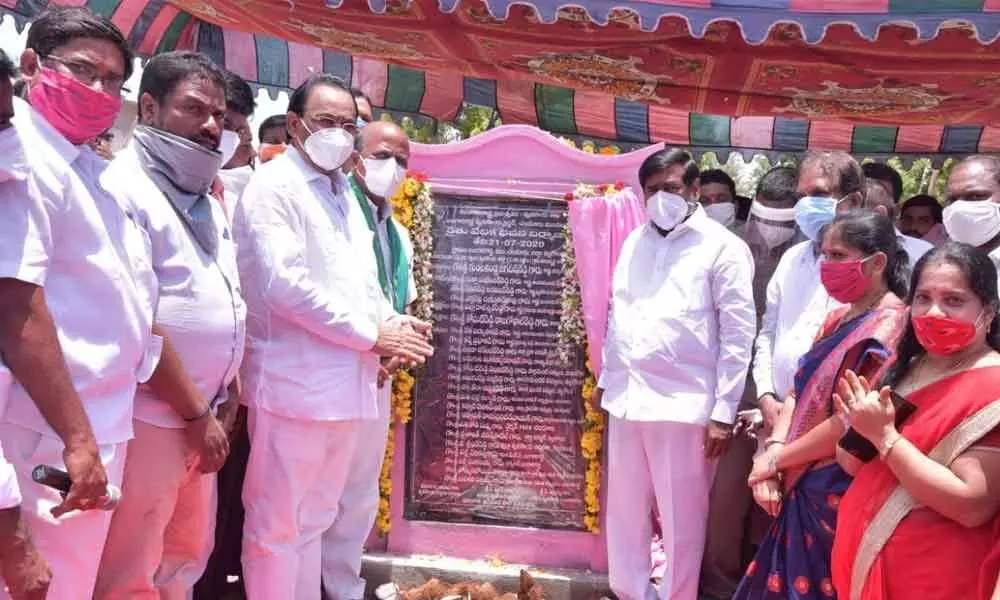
[838, 391, 917, 463]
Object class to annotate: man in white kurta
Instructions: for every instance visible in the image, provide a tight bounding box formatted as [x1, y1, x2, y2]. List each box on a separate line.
[599, 149, 756, 600]
[234, 74, 431, 600]
[94, 52, 246, 599]
[0, 10, 160, 595]
[321, 121, 417, 599]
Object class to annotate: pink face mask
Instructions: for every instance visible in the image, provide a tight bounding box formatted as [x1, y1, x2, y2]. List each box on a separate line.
[819, 255, 875, 303]
[28, 67, 122, 145]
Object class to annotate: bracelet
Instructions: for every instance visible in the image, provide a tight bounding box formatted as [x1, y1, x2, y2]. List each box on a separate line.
[879, 434, 903, 461]
[183, 405, 211, 423]
[764, 438, 786, 449]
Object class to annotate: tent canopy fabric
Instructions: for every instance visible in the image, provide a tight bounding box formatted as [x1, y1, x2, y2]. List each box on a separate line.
[4, 0, 1000, 156]
[336, 0, 1000, 43]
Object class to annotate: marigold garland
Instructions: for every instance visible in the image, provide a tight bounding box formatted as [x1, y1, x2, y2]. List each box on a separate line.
[376, 173, 434, 535]
[558, 182, 619, 533]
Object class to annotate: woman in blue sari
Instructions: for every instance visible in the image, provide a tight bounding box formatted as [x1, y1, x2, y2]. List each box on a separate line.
[734, 212, 909, 599]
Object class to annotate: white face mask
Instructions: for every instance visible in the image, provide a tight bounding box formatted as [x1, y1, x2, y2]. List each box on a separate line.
[646, 191, 690, 231]
[704, 202, 736, 227]
[219, 129, 241, 166]
[301, 124, 355, 171]
[943, 200, 1000, 247]
[361, 157, 406, 200]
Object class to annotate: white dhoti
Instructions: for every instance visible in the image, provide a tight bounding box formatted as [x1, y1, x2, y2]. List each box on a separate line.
[606, 417, 716, 600]
[0, 422, 127, 600]
[95, 419, 217, 600]
[321, 384, 391, 600]
[241, 407, 361, 600]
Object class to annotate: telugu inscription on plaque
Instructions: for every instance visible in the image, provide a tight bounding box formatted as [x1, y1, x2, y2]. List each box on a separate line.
[405, 195, 587, 530]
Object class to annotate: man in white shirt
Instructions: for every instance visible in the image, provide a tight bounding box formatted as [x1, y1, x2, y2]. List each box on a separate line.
[941, 155, 1000, 282]
[0, 47, 51, 600]
[598, 149, 756, 600]
[754, 152, 925, 410]
[321, 120, 417, 599]
[0, 8, 159, 599]
[234, 73, 433, 600]
[94, 51, 245, 600]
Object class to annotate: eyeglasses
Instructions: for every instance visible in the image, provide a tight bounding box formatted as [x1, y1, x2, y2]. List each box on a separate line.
[304, 114, 358, 136]
[42, 55, 129, 96]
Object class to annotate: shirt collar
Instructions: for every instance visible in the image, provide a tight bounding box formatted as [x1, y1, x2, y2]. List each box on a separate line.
[286, 145, 347, 193]
[659, 203, 709, 240]
[12, 96, 81, 165]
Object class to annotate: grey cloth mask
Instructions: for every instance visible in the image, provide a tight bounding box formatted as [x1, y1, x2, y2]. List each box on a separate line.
[132, 125, 223, 256]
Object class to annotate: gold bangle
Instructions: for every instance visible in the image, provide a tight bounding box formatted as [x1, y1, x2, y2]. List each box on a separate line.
[879, 434, 903, 461]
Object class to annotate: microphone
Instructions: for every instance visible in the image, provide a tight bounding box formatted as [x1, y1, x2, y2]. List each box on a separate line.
[31, 465, 121, 510]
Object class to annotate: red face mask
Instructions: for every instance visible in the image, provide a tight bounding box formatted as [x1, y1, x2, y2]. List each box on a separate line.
[820, 256, 874, 303]
[912, 314, 980, 355]
[28, 67, 122, 145]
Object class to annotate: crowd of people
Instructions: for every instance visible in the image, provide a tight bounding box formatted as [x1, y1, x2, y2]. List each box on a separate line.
[606, 150, 1000, 600]
[0, 5, 999, 600]
[0, 6, 431, 599]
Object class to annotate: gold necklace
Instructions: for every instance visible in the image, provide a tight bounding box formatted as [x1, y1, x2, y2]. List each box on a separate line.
[898, 348, 987, 396]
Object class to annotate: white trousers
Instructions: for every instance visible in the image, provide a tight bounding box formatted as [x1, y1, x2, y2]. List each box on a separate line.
[606, 418, 716, 600]
[95, 420, 217, 599]
[0, 422, 127, 600]
[242, 407, 361, 600]
[321, 385, 391, 600]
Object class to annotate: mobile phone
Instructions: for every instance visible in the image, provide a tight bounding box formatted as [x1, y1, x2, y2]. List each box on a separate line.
[838, 391, 917, 463]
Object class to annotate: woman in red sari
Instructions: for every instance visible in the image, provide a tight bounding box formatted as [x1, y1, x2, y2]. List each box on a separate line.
[832, 242, 1000, 600]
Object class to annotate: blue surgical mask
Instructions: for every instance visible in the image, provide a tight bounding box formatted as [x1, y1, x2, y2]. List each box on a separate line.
[795, 195, 847, 242]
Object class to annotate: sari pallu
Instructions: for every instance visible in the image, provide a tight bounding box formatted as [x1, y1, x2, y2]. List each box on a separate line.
[734, 305, 906, 600]
[832, 366, 1000, 600]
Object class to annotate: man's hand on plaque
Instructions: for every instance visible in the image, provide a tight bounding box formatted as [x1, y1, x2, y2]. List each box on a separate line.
[374, 319, 434, 364]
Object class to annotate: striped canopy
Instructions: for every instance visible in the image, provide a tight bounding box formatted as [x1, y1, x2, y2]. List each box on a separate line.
[4, 0, 1000, 158]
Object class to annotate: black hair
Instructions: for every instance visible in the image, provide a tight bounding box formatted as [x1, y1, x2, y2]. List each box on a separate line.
[881, 242, 1000, 388]
[288, 73, 354, 117]
[700, 169, 736, 199]
[755, 166, 798, 207]
[258, 114, 287, 141]
[800, 151, 865, 197]
[901, 194, 943, 224]
[863, 162, 904, 204]
[27, 7, 134, 80]
[639, 148, 699, 188]
[223, 70, 255, 118]
[822, 210, 910, 300]
[0, 49, 14, 81]
[138, 51, 226, 108]
[863, 178, 898, 219]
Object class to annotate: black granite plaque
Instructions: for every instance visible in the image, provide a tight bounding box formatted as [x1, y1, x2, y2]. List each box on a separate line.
[405, 195, 587, 530]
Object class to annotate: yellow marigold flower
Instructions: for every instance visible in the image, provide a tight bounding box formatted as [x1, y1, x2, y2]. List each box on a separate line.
[403, 179, 420, 198]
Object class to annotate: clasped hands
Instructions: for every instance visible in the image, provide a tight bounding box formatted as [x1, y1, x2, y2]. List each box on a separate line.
[375, 315, 434, 387]
[746, 371, 898, 517]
